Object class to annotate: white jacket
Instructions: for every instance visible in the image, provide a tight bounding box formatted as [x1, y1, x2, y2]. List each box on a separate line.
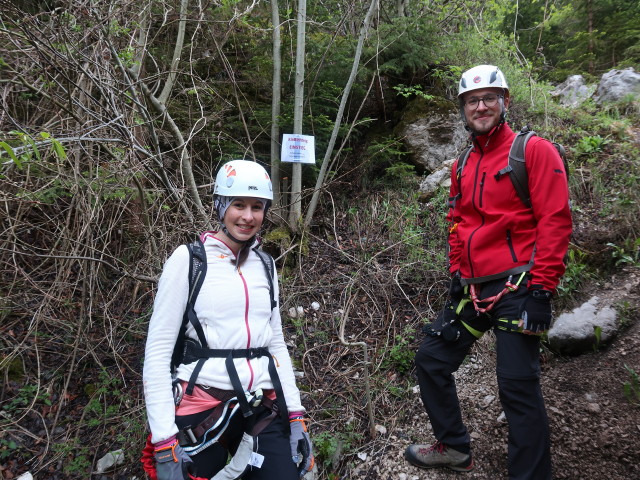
[143, 233, 304, 443]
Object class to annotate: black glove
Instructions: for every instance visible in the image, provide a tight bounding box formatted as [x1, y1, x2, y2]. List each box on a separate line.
[289, 417, 314, 477]
[154, 439, 192, 480]
[439, 301, 461, 342]
[519, 288, 553, 335]
[449, 273, 464, 302]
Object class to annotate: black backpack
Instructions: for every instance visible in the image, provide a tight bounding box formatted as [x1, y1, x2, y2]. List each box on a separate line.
[455, 126, 568, 209]
[170, 238, 277, 374]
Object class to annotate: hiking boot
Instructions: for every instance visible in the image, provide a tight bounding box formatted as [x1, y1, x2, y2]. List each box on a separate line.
[405, 441, 474, 472]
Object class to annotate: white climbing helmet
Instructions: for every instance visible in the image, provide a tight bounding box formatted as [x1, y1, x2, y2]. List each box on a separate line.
[213, 160, 273, 200]
[458, 65, 509, 98]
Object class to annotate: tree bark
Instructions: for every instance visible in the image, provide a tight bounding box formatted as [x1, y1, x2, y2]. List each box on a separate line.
[587, 0, 594, 75]
[270, 0, 283, 216]
[158, 0, 189, 104]
[288, 0, 307, 231]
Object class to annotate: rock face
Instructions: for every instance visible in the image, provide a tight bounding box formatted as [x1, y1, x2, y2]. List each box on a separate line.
[398, 108, 468, 172]
[593, 67, 640, 103]
[395, 99, 467, 200]
[418, 159, 454, 200]
[550, 74, 595, 107]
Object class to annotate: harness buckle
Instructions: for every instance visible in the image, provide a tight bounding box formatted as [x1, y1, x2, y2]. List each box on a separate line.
[246, 388, 264, 408]
[247, 347, 263, 359]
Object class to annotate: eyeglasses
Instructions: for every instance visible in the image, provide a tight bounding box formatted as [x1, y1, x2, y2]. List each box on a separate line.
[464, 94, 502, 109]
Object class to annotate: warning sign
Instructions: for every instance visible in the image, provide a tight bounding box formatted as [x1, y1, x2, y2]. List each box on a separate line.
[281, 134, 315, 164]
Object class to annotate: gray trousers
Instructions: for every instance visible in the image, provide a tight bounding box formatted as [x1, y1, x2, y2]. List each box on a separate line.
[414, 278, 552, 480]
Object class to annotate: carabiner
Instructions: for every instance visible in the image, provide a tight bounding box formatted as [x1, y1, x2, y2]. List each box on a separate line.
[173, 381, 184, 406]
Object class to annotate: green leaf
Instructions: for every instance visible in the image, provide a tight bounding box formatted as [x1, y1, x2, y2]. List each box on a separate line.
[0, 141, 22, 168]
[51, 139, 67, 160]
[22, 134, 41, 162]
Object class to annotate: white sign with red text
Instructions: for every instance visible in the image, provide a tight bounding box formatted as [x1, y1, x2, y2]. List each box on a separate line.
[281, 134, 315, 164]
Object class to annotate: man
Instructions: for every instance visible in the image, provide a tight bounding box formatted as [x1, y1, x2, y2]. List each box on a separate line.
[405, 65, 572, 479]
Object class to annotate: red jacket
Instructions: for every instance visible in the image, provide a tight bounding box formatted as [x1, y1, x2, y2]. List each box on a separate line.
[447, 122, 572, 292]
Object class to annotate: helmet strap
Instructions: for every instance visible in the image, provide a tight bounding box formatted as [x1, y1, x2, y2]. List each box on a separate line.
[220, 224, 256, 247]
[215, 195, 268, 252]
[498, 94, 508, 123]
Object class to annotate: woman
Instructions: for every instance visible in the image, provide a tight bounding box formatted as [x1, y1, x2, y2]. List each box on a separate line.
[143, 160, 313, 479]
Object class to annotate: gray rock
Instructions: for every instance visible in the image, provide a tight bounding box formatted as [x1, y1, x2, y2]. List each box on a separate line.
[95, 449, 124, 473]
[398, 109, 467, 172]
[418, 159, 454, 199]
[551, 75, 595, 107]
[548, 296, 617, 354]
[585, 402, 601, 414]
[593, 67, 640, 103]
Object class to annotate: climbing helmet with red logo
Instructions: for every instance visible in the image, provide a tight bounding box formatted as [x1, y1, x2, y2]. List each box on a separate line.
[213, 160, 273, 200]
[458, 65, 509, 98]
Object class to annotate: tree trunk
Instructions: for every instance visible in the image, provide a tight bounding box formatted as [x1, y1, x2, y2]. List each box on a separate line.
[158, 0, 188, 104]
[587, 0, 594, 74]
[271, 0, 283, 217]
[288, 0, 307, 231]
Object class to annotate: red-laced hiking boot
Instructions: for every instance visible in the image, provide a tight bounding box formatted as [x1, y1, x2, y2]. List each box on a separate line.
[405, 441, 474, 472]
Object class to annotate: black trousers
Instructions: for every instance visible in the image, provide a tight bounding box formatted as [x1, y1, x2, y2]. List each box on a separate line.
[175, 404, 298, 479]
[414, 277, 552, 480]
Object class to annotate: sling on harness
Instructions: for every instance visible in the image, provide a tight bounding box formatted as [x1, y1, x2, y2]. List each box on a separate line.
[469, 272, 527, 314]
[426, 272, 529, 342]
[172, 238, 290, 444]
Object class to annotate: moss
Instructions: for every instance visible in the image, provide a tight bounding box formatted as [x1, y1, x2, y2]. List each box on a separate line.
[263, 226, 292, 245]
[397, 96, 457, 127]
[7, 357, 25, 382]
[84, 383, 97, 397]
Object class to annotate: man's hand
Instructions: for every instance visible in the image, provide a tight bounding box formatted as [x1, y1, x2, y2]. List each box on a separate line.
[519, 288, 553, 335]
[154, 438, 192, 480]
[290, 417, 314, 477]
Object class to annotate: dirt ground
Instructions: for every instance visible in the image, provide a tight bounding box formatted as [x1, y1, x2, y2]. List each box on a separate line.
[343, 270, 640, 480]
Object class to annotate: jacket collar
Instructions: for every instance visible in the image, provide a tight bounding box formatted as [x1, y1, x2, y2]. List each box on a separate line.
[471, 121, 514, 152]
[200, 231, 261, 258]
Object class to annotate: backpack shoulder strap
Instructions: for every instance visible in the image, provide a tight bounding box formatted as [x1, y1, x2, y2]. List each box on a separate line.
[187, 239, 207, 300]
[495, 126, 536, 208]
[253, 247, 277, 311]
[455, 144, 474, 187]
[509, 126, 536, 209]
[185, 239, 208, 345]
[449, 144, 473, 211]
[170, 239, 208, 372]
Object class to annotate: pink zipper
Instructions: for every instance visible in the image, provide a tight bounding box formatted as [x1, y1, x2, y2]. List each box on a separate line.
[238, 268, 254, 390]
